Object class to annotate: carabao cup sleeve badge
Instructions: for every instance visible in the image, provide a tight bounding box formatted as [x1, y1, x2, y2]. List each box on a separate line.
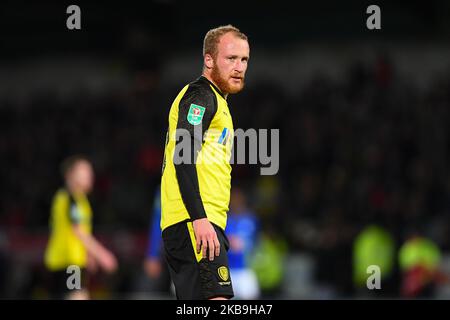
[187, 104, 206, 125]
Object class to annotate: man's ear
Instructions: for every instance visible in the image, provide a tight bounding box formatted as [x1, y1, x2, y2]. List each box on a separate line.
[204, 54, 214, 69]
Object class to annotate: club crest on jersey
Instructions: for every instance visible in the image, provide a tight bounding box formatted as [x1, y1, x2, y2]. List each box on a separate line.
[187, 104, 206, 125]
[218, 266, 229, 281]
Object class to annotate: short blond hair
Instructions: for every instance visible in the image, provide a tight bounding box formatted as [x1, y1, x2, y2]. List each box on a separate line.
[203, 25, 248, 58]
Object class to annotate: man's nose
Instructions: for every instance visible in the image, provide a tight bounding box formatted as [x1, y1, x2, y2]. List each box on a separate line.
[234, 60, 245, 73]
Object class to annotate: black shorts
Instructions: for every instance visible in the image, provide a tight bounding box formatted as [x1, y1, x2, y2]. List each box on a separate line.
[162, 220, 234, 300]
[47, 267, 89, 299]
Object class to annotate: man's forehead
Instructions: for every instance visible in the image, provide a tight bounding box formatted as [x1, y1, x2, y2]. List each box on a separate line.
[74, 160, 91, 169]
[218, 33, 249, 53]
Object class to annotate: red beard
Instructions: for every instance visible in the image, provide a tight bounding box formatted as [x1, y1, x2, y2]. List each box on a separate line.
[211, 65, 245, 95]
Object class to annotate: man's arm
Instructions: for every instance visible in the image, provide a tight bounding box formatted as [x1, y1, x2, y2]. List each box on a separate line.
[144, 190, 163, 279]
[72, 225, 117, 273]
[68, 202, 117, 273]
[173, 83, 220, 261]
[147, 196, 162, 259]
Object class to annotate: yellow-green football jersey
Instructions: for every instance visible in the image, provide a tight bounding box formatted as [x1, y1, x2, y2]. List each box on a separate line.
[161, 76, 234, 231]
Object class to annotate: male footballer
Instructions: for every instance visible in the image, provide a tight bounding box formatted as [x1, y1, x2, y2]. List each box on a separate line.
[160, 25, 250, 299]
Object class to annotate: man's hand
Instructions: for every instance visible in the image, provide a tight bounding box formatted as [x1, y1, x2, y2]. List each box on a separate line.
[192, 218, 220, 261]
[229, 235, 244, 252]
[144, 258, 162, 279]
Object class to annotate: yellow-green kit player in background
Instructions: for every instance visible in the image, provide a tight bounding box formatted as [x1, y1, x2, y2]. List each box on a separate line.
[161, 25, 250, 300]
[44, 155, 117, 299]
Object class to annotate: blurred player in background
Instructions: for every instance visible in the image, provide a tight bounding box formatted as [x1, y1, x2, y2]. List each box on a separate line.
[160, 25, 250, 299]
[143, 187, 172, 296]
[352, 224, 396, 297]
[399, 230, 448, 298]
[226, 187, 260, 299]
[44, 155, 117, 299]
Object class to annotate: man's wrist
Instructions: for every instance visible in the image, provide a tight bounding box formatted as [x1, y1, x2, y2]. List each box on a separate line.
[192, 216, 208, 222]
[190, 210, 207, 221]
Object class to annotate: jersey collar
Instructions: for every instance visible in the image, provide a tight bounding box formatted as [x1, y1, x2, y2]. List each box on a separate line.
[199, 76, 226, 100]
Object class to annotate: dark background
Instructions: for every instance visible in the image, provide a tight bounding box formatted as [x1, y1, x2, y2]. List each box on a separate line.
[2, 0, 450, 299]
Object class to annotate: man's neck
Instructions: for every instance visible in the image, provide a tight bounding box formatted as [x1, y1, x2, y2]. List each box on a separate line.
[201, 73, 228, 99]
